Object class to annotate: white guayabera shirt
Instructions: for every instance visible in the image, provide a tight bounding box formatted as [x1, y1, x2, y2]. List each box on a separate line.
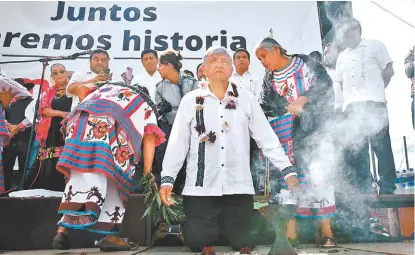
[333, 39, 392, 111]
[231, 70, 263, 101]
[67, 71, 122, 111]
[326, 66, 343, 111]
[131, 71, 162, 102]
[161, 82, 294, 196]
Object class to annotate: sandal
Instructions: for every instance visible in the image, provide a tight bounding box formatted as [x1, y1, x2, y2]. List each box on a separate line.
[370, 217, 390, 237]
[154, 222, 168, 240]
[52, 232, 71, 250]
[99, 237, 136, 252]
[320, 237, 337, 248]
[177, 230, 185, 244]
[201, 246, 216, 255]
[288, 237, 300, 247]
[239, 247, 253, 254]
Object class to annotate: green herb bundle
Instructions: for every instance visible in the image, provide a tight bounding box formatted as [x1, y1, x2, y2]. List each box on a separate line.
[141, 174, 186, 226]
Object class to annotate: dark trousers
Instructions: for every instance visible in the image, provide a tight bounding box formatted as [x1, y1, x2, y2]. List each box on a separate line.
[183, 195, 255, 252]
[2, 139, 29, 190]
[343, 141, 372, 194]
[343, 101, 396, 193]
[154, 121, 171, 185]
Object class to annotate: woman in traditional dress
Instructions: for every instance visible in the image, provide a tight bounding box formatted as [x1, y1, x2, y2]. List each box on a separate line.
[0, 86, 12, 194]
[255, 37, 337, 251]
[154, 50, 198, 193]
[29, 63, 72, 191]
[51, 80, 165, 252]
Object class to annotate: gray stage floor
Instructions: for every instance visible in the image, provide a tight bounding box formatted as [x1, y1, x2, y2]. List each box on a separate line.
[2, 243, 414, 255]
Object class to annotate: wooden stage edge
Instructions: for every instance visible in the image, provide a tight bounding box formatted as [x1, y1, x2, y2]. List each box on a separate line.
[0, 194, 148, 251]
[0, 194, 413, 251]
[254, 194, 415, 208]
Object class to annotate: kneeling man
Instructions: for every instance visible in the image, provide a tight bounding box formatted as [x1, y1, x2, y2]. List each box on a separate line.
[160, 46, 298, 255]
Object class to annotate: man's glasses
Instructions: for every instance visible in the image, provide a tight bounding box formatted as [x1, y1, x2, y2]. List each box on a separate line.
[52, 70, 66, 76]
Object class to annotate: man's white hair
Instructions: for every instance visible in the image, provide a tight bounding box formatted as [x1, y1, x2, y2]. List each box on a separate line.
[203, 46, 232, 65]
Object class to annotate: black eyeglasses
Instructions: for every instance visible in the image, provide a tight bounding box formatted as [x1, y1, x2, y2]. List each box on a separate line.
[52, 70, 66, 76]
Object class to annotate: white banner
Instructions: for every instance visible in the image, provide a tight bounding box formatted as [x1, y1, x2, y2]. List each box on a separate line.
[0, 1, 322, 87]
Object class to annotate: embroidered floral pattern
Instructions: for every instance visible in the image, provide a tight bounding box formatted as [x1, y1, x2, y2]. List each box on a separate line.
[144, 108, 152, 120]
[93, 122, 109, 139]
[286, 140, 295, 164]
[66, 124, 75, 139]
[54, 89, 66, 99]
[115, 145, 131, 165]
[85, 118, 110, 142]
[38, 146, 64, 160]
[116, 88, 134, 102]
[61, 215, 96, 226]
[112, 133, 132, 168]
[272, 56, 310, 102]
[272, 81, 290, 97]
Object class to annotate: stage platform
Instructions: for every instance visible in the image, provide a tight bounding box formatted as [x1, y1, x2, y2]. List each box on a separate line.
[0, 195, 149, 251]
[0, 194, 413, 251]
[2, 243, 414, 255]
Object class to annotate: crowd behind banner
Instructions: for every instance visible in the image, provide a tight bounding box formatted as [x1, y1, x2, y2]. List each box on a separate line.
[0, 15, 413, 253]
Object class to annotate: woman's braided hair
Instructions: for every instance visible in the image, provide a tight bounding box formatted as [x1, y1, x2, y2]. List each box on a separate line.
[132, 84, 160, 120]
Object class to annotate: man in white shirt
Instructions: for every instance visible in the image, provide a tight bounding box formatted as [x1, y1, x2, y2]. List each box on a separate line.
[323, 42, 343, 112]
[131, 49, 162, 101]
[196, 63, 206, 81]
[66, 49, 114, 111]
[231, 48, 262, 100]
[333, 18, 396, 194]
[159, 46, 298, 255]
[3, 79, 35, 190]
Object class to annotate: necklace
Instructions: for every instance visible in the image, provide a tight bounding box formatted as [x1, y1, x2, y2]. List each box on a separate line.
[193, 83, 239, 187]
[54, 88, 66, 99]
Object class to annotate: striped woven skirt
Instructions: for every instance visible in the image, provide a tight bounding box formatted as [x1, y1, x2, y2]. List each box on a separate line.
[56, 113, 135, 234]
[268, 114, 336, 218]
